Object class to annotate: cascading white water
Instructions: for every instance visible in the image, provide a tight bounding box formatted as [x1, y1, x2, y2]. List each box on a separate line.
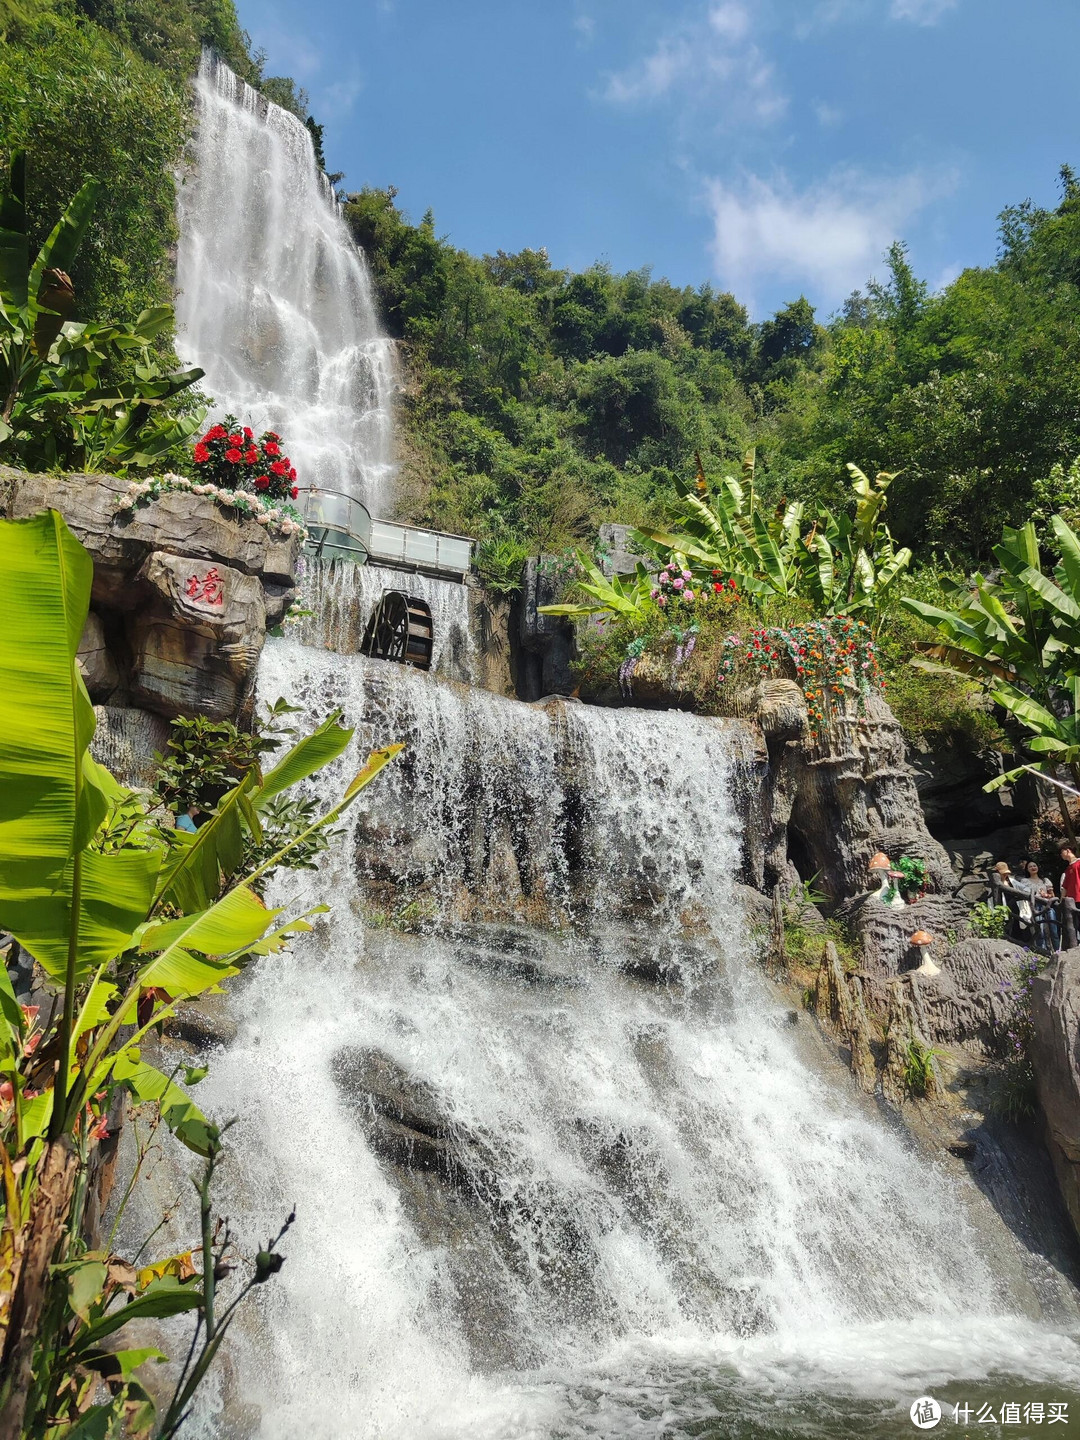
[164, 54, 1080, 1440]
[175, 56, 396, 512]
[295, 558, 476, 681]
[172, 640, 1080, 1440]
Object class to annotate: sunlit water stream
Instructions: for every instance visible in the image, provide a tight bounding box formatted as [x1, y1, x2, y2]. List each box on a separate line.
[162, 643, 1080, 1440]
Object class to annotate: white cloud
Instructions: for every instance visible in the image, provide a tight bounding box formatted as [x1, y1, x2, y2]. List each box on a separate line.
[600, 4, 785, 123]
[704, 167, 955, 311]
[259, 26, 323, 81]
[890, 0, 958, 21]
[708, 1, 751, 41]
[814, 100, 843, 127]
[573, 12, 596, 43]
[797, 0, 960, 32]
[319, 73, 364, 120]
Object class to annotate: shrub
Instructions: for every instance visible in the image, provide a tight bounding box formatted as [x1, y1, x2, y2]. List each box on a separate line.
[970, 901, 1008, 939]
[474, 537, 530, 597]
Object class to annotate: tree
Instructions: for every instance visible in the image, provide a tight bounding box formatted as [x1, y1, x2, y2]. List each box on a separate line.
[0, 153, 205, 472]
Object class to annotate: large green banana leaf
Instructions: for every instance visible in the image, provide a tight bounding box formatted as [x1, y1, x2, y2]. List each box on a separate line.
[0, 511, 161, 982]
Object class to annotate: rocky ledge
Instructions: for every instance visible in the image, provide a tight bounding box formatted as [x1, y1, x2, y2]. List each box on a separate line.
[1, 467, 301, 720]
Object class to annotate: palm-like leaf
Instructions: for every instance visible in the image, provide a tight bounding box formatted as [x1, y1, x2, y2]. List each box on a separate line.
[0, 512, 161, 983]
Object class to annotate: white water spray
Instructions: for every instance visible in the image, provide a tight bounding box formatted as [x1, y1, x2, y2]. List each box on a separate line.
[176, 642, 1080, 1440]
[175, 55, 396, 512]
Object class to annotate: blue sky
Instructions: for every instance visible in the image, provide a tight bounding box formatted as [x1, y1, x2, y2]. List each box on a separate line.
[239, 0, 1080, 319]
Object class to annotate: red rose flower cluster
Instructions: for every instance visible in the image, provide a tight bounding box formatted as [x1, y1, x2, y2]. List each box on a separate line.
[192, 415, 300, 504]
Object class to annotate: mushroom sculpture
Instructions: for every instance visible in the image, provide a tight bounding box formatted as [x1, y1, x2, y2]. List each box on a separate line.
[869, 853, 894, 904]
[910, 930, 940, 976]
[885, 869, 908, 909]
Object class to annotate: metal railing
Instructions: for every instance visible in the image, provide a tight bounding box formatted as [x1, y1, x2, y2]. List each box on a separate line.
[301, 488, 474, 576]
[368, 518, 474, 576]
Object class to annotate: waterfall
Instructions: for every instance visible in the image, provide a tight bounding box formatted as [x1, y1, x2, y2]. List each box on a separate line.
[168, 640, 1080, 1439]
[295, 558, 475, 681]
[175, 55, 396, 513]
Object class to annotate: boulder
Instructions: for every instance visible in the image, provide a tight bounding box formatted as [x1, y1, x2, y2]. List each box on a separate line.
[90, 705, 170, 789]
[597, 522, 643, 578]
[837, 891, 1025, 1053]
[1032, 950, 1080, 1243]
[331, 1045, 485, 1184]
[128, 551, 266, 719]
[1, 467, 300, 721]
[912, 939, 1026, 1053]
[739, 679, 808, 742]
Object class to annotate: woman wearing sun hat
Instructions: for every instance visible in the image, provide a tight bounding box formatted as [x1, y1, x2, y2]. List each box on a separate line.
[988, 860, 1023, 940]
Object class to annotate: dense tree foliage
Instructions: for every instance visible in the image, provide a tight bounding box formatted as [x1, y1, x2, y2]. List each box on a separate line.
[350, 176, 1080, 563]
[0, 0, 315, 324]
[346, 188, 758, 547]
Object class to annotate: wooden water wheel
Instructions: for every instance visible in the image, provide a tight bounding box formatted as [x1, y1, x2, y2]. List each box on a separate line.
[361, 590, 434, 671]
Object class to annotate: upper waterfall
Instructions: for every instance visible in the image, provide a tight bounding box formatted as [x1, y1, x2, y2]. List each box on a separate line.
[174, 54, 396, 513]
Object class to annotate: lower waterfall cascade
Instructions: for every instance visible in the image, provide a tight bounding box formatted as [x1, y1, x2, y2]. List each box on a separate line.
[159, 638, 1080, 1439]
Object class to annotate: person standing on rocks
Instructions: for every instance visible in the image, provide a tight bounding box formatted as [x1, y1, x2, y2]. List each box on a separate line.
[989, 861, 1023, 939]
[1017, 859, 1057, 952]
[1059, 844, 1080, 949]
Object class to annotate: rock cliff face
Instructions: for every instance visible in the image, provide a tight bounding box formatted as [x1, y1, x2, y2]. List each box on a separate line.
[733, 682, 955, 905]
[1, 467, 300, 720]
[1032, 952, 1080, 1242]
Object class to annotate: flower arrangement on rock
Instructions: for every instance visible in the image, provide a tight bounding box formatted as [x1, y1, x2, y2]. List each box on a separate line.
[114, 416, 308, 539]
[717, 615, 883, 740]
[193, 414, 299, 502]
[650, 560, 741, 611]
[115, 473, 307, 540]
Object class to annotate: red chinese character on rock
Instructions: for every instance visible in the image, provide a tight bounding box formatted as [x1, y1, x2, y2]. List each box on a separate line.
[201, 568, 224, 605]
[184, 568, 225, 606]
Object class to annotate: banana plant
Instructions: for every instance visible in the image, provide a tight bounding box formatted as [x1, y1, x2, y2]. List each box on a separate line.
[0, 509, 402, 1437]
[636, 457, 909, 618]
[901, 518, 1079, 702]
[802, 468, 912, 626]
[903, 514, 1080, 826]
[537, 550, 654, 619]
[0, 151, 205, 473]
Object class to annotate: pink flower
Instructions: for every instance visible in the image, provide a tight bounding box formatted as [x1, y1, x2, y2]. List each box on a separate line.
[684, 590, 695, 601]
[682, 570, 692, 581]
[673, 577, 684, 590]
[658, 596, 667, 606]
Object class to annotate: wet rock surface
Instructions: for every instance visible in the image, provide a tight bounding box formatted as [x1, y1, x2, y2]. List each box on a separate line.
[332, 1045, 483, 1181]
[517, 557, 576, 701]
